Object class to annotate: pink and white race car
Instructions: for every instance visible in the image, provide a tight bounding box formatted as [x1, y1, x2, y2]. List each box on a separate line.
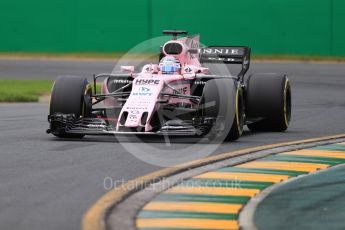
[47, 30, 291, 141]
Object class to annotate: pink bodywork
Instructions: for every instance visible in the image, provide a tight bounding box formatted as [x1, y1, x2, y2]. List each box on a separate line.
[102, 35, 208, 132]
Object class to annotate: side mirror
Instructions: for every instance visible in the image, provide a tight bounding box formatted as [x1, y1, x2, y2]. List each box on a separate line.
[121, 66, 135, 72]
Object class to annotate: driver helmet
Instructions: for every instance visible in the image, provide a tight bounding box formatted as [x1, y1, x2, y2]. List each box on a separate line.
[159, 56, 181, 74]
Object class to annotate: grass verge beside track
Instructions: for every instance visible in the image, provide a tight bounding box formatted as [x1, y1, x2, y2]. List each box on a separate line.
[0, 79, 103, 103]
[0, 52, 126, 60]
[0, 79, 53, 102]
[1, 52, 345, 63]
[252, 54, 345, 62]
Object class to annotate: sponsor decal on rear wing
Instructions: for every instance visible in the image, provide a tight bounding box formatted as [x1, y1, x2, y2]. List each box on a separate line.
[200, 46, 251, 79]
[200, 46, 250, 65]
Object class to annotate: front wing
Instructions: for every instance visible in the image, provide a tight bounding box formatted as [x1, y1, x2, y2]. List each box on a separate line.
[47, 113, 213, 137]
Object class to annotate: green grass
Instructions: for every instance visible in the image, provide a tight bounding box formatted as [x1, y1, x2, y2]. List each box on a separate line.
[0, 79, 103, 103]
[1, 52, 345, 62]
[0, 52, 159, 60]
[252, 54, 345, 62]
[0, 52, 126, 59]
[0, 79, 53, 102]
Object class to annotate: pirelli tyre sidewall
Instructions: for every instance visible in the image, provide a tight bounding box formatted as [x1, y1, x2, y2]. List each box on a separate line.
[49, 76, 92, 138]
[201, 78, 243, 142]
[230, 84, 244, 140]
[246, 73, 291, 131]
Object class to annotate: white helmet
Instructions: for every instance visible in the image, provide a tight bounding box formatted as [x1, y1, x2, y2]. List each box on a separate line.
[159, 56, 181, 74]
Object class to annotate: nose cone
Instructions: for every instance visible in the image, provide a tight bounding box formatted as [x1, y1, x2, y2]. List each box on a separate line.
[117, 77, 164, 132]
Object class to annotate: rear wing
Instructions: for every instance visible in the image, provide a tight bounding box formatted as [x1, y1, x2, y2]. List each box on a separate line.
[200, 46, 251, 80]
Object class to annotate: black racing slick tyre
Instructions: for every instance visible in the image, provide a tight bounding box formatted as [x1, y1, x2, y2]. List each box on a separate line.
[246, 73, 291, 132]
[49, 76, 92, 138]
[201, 78, 244, 142]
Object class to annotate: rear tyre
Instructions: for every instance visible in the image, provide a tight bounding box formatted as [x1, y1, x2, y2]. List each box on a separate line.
[246, 73, 291, 132]
[49, 76, 92, 138]
[201, 78, 244, 142]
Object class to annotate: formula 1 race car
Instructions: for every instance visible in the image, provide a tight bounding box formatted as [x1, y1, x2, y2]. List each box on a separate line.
[47, 30, 291, 142]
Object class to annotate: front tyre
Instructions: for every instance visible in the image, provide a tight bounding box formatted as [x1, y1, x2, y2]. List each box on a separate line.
[227, 85, 244, 140]
[201, 79, 244, 142]
[49, 76, 92, 138]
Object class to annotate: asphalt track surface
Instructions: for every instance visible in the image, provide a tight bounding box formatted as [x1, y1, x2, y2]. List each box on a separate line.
[0, 59, 345, 230]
